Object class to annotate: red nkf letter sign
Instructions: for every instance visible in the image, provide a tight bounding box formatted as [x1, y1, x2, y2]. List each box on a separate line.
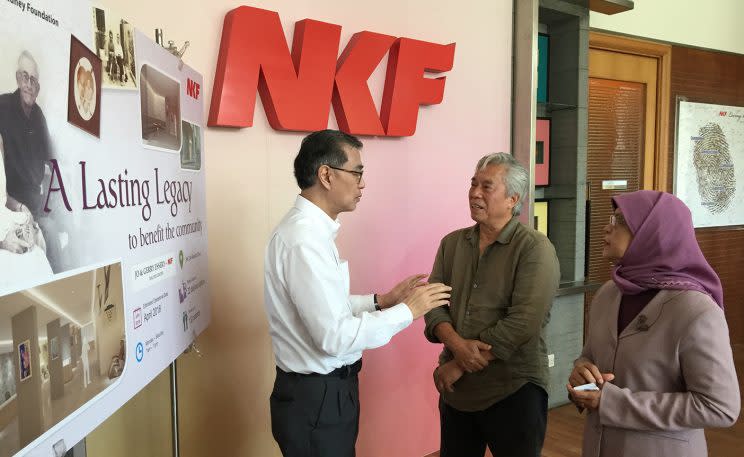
[208, 6, 456, 137]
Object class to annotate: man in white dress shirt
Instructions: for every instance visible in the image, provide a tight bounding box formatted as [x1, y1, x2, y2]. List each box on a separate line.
[265, 130, 451, 457]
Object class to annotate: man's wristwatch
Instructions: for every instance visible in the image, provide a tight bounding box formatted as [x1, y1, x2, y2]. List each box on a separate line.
[374, 294, 381, 311]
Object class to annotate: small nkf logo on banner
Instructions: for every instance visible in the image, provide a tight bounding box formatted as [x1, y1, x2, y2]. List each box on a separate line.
[131, 253, 177, 292]
[187, 78, 200, 100]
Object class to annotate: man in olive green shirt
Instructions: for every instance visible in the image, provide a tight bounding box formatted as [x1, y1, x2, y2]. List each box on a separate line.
[424, 152, 560, 457]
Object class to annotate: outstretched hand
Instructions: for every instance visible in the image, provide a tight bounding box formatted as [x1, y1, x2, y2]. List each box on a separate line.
[378, 274, 428, 309]
[405, 283, 451, 319]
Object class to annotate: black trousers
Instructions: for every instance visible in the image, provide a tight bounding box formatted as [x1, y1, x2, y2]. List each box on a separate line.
[439, 382, 548, 457]
[270, 362, 361, 457]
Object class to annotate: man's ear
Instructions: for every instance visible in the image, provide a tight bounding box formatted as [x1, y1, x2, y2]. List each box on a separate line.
[317, 165, 332, 190]
[509, 193, 520, 210]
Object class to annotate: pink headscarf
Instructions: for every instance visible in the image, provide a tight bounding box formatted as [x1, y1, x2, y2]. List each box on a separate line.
[611, 190, 723, 308]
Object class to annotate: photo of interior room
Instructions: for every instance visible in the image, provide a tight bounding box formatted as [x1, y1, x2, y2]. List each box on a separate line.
[139, 64, 181, 151]
[0, 263, 125, 456]
[180, 120, 201, 170]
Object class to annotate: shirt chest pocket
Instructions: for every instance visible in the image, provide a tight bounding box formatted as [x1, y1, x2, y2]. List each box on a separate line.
[468, 285, 510, 327]
[467, 253, 513, 314]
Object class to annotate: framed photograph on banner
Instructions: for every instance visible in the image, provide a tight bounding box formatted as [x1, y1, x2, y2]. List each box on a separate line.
[68, 34, 102, 137]
[534, 200, 549, 236]
[92, 6, 137, 89]
[180, 120, 202, 170]
[537, 33, 549, 103]
[536, 118, 551, 186]
[50, 336, 60, 360]
[140, 64, 182, 151]
[18, 340, 32, 382]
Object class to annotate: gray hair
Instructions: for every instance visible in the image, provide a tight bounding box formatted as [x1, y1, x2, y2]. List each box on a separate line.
[475, 152, 529, 216]
[17, 50, 39, 76]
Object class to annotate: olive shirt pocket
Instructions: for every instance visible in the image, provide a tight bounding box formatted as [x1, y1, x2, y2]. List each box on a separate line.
[463, 285, 509, 338]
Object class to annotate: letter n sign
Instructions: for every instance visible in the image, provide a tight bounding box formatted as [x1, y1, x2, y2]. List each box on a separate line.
[207, 6, 455, 137]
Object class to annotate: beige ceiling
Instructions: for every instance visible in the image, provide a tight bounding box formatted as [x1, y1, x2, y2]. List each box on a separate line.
[0, 270, 96, 346]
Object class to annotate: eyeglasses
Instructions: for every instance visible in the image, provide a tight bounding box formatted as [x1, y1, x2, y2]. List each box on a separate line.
[17, 71, 39, 88]
[327, 165, 364, 184]
[609, 213, 627, 227]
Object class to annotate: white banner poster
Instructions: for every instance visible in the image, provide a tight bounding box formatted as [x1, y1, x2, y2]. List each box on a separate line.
[0, 1, 210, 455]
[675, 100, 744, 228]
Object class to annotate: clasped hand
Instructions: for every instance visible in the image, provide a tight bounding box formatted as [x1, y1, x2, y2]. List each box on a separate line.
[433, 360, 463, 393]
[433, 344, 493, 393]
[451, 338, 492, 373]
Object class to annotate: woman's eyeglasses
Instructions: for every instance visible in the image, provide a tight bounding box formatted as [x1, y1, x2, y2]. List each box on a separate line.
[608, 214, 627, 227]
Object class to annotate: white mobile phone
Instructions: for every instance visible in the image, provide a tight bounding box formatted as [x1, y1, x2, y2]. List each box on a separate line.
[574, 382, 599, 391]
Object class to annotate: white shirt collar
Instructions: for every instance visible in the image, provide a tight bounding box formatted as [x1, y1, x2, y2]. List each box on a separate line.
[294, 195, 341, 239]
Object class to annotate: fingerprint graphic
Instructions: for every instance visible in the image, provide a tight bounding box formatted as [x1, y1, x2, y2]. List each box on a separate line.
[693, 123, 736, 214]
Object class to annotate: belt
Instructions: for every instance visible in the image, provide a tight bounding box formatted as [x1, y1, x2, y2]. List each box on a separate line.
[277, 359, 362, 379]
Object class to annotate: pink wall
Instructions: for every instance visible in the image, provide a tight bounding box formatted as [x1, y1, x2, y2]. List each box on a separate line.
[338, 71, 512, 455]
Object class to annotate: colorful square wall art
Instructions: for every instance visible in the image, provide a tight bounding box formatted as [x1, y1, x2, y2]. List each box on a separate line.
[537, 33, 549, 103]
[536, 118, 551, 186]
[534, 200, 549, 236]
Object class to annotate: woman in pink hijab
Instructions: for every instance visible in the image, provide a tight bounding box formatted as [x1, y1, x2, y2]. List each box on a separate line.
[567, 190, 740, 457]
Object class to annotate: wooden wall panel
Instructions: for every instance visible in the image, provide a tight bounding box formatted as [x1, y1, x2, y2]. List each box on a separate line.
[587, 78, 645, 287]
[669, 46, 744, 344]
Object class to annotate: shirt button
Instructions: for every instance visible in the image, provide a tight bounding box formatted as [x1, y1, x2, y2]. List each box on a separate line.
[473, 283, 478, 289]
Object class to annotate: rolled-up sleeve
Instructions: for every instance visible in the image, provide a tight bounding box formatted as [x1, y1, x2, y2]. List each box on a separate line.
[424, 240, 453, 343]
[479, 238, 559, 360]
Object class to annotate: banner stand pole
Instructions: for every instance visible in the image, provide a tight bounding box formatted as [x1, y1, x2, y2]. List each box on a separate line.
[170, 360, 180, 457]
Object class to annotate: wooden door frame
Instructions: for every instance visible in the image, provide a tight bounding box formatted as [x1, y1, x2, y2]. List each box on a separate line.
[589, 32, 672, 192]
